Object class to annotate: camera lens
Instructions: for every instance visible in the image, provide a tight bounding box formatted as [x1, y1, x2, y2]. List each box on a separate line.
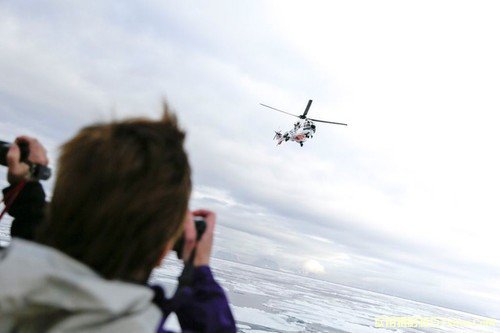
[0, 141, 11, 166]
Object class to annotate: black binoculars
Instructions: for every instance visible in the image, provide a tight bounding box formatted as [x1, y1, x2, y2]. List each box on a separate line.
[0, 140, 51, 181]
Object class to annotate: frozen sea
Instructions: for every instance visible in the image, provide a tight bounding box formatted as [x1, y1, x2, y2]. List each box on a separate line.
[151, 257, 499, 333]
[1, 218, 499, 333]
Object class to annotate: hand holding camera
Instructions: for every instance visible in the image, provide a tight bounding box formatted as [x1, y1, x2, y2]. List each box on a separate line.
[191, 209, 216, 267]
[173, 210, 216, 288]
[0, 136, 51, 183]
[175, 210, 215, 267]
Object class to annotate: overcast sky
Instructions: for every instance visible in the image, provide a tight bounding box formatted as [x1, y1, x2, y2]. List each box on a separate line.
[1, 0, 499, 319]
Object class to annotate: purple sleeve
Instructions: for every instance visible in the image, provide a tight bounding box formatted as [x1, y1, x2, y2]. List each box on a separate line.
[175, 266, 236, 333]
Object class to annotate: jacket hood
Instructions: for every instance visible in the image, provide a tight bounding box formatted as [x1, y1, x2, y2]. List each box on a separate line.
[0, 239, 161, 332]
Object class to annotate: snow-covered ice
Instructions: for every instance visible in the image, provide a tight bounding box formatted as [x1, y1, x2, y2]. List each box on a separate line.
[152, 257, 499, 333]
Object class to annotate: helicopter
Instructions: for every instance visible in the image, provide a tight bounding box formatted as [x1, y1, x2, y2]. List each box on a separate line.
[260, 99, 347, 147]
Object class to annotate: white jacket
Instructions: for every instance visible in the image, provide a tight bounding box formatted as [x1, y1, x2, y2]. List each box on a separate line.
[0, 239, 162, 332]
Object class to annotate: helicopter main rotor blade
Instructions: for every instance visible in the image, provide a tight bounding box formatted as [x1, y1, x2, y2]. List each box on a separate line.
[308, 117, 348, 126]
[301, 99, 313, 118]
[260, 103, 300, 118]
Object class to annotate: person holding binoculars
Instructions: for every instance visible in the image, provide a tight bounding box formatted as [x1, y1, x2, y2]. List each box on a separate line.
[0, 104, 236, 332]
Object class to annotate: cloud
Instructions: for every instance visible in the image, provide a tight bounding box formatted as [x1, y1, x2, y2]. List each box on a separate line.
[302, 259, 326, 275]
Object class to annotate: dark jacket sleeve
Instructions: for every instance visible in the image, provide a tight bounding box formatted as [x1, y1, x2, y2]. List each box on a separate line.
[153, 266, 236, 333]
[2, 182, 46, 240]
[175, 266, 236, 333]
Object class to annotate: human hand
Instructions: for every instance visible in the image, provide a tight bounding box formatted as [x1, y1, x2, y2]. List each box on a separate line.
[182, 212, 197, 261]
[7, 136, 49, 184]
[191, 209, 216, 267]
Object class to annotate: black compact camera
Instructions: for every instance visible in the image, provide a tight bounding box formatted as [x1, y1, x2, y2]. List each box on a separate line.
[173, 216, 207, 259]
[0, 140, 51, 180]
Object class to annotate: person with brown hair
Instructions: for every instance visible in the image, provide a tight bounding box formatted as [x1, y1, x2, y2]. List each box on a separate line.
[0, 104, 236, 332]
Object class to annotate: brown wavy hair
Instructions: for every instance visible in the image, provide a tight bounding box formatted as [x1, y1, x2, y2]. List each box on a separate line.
[37, 103, 191, 283]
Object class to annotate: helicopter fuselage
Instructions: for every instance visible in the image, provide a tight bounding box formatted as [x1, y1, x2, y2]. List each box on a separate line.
[274, 119, 316, 146]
